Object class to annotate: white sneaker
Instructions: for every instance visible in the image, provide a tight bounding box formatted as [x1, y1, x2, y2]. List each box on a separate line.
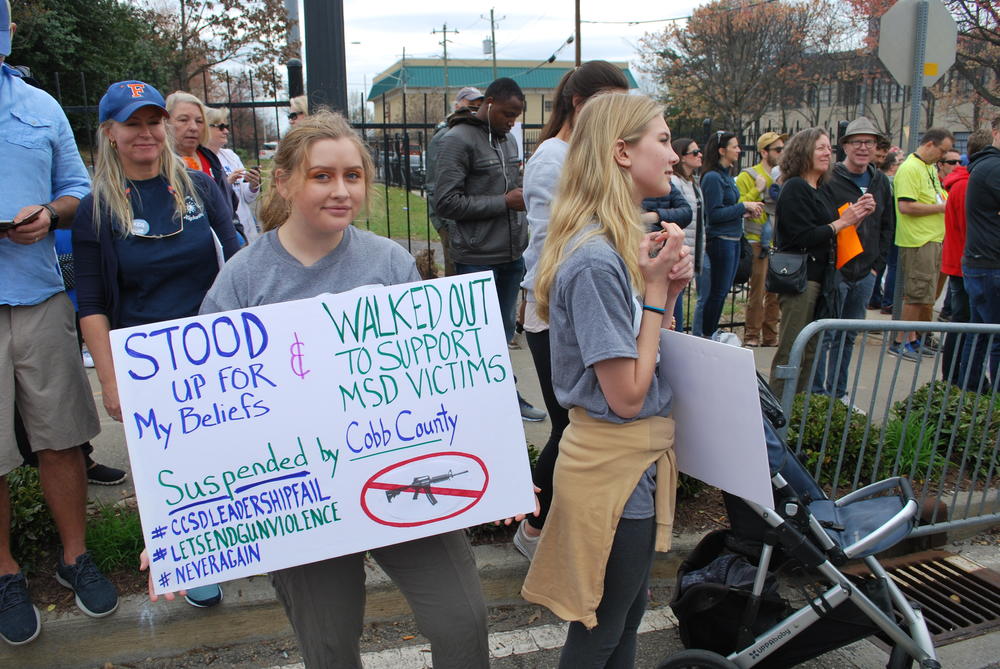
[513, 521, 540, 561]
[81, 348, 95, 368]
[838, 395, 866, 415]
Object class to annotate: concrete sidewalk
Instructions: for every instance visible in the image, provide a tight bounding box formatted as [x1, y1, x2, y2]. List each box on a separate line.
[3, 332, 998, 667]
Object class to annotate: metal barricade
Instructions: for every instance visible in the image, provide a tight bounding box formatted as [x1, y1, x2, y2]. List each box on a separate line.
[773, 319, 1000, 537]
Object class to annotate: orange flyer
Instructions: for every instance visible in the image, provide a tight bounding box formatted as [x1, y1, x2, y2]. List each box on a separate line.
[835, 203, 863, 268]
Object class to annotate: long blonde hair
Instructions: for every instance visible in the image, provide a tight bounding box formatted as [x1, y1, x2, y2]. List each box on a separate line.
[91, 116, 198, 237]
[534, 93, 663, 322]
[259, 110, 374, 232]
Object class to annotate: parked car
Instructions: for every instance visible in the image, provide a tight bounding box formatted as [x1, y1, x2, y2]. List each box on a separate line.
[258, 141, 278, 160]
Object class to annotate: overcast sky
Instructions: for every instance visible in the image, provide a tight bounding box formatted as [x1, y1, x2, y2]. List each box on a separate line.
[330, 0, 703, 96]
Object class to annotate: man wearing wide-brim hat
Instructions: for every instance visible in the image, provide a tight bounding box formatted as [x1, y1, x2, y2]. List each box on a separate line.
[811, 118, 896, 402]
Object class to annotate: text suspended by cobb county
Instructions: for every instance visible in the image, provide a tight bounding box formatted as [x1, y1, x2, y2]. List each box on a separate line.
[111, 273, 537, 594]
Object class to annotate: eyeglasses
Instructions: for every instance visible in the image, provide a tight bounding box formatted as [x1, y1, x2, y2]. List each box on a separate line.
[288, 112, 301, 121]
[684, 149, 703, 156]
[209, 123, 229, 131]
[845, 139, 876, 148]
[939, 159, 960, 165]
[767, 146, 784, 153]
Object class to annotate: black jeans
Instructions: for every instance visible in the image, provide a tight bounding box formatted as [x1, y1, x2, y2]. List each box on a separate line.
[558, 517, 656, 668]
[941, 275, 971, 387]
[525, 329, 570, 531]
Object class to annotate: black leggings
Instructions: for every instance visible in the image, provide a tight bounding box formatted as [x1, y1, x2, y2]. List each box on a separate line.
[558, 517, 656, 668]
[525, 329, 571, 530]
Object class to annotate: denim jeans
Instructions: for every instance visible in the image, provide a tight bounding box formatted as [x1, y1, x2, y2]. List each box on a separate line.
[701, 237, 739, 338]
[811, 272, 875, 399]
[880, 244, 898, 309]
[455, 258, 525, 343]
[960, 266, 1000, 389]
[692, 253, 712, 337]
[941, 275, 973, 387]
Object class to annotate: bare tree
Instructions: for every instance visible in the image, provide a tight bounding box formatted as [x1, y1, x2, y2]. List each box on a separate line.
[142, 0, 298, 95]
[639, 0, 844, 133]
[948, 0, 1000, 108]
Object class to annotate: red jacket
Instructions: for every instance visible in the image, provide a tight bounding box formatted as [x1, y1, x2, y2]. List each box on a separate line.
[941, 165, 969, 277]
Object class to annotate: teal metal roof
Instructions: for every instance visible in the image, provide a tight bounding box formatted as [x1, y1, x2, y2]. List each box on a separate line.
[368, 65, 638, 101]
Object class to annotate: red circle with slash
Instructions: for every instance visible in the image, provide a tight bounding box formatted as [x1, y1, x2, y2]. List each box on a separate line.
[361, 451, 489, 527]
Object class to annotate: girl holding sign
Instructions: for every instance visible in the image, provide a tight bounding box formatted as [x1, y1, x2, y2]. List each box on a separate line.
[74, 80, 241, 609]
[197, 111, 490, 668]
[522, 93, 693, 666]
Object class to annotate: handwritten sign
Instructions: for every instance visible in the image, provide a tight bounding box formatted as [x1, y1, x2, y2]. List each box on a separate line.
[110, 273, 536, 594]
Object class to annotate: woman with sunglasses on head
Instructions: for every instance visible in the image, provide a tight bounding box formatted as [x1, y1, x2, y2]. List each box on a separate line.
[661, 138, 704, 333]
[287, 95, 308, 126]
[699, 131, 764, 339]
[206, 108, 262, 243]
[165, 91, 245, 242]
[73, 80, 240, 610]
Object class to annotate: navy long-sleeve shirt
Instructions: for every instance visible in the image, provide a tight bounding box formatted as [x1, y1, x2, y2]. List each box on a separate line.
[641, 187, 692, 232]
[700, 167, 746, 239]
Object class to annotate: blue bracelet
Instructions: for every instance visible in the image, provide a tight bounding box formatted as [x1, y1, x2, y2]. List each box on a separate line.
[642, 305, 665, 315]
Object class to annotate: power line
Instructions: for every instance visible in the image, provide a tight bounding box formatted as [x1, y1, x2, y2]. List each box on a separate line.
[581, 0, 778, 26]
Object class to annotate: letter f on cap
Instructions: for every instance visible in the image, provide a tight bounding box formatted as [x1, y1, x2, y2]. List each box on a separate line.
[127, 83, 147, 98]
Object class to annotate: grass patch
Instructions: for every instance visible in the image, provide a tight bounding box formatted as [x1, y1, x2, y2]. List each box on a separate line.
[356, 185, 439, 243]
[86, 503, 145, 573]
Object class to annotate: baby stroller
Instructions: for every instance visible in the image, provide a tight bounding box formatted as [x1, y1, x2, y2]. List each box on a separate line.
[661, 375, 940, 668]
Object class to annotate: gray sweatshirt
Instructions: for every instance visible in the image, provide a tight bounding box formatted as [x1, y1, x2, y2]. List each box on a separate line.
[200, 226, 420, 312]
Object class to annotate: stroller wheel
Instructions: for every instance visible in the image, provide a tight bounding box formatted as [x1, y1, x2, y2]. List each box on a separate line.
[657, 649, 739, 669]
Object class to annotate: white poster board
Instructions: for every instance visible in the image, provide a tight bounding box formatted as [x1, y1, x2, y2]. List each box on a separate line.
[659, 330, 773, 509]
[111, 273, 536, 594]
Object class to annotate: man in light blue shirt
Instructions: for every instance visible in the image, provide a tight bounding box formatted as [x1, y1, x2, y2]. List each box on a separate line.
[0, 2, 118, 646]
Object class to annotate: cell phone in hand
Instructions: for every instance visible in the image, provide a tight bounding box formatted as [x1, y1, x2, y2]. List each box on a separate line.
[0, 207, 44, 231]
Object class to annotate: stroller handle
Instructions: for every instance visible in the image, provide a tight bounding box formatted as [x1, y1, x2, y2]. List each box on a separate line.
[834, 476, 914, 507]
[838, 477, 919, 560]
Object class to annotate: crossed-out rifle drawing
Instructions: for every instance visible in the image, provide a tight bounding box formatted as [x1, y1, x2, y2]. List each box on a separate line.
[385, 470, 469, 505]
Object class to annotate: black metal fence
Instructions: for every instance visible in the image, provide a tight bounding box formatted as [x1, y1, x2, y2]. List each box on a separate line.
[49, 69, 857, 335]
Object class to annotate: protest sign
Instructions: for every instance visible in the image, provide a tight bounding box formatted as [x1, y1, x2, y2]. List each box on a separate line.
[658, 330, 773, 509]
[110, 273, 536, 594]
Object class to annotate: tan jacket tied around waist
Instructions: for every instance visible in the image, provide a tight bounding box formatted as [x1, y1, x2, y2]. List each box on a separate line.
[521, 408, 677, 629]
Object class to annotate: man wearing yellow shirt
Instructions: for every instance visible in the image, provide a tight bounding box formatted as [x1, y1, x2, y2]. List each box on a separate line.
[890, 128, 954, 360]
[736, 131, 785, 347]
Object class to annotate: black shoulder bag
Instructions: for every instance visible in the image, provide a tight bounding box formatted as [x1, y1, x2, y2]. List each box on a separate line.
[765, 249, 807, 294]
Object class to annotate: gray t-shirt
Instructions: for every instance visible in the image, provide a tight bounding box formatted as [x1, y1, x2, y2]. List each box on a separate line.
[200, 226, 420, 312]
[548, 232, 674, 518]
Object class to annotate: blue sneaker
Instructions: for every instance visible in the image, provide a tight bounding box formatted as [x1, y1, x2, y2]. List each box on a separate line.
[55, 552, 118, 618]
[185, 583, 223, 608]
[888, 341, 920, 362]
[0, 572, 40, 645]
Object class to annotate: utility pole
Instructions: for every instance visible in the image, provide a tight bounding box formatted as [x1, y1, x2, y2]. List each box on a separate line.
[432, 23, 458, 117]
[575, 0, 581, 66]
[482, 8, 505, 80]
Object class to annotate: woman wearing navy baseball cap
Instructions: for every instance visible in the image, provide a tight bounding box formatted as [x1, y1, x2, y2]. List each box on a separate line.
[74, 80, 241, 609]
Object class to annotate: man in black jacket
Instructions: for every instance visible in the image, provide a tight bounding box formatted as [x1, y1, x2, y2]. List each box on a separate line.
[433, 77, 544, 421]
[960, 115, 1000, 386]
[812, 118, 895, 403]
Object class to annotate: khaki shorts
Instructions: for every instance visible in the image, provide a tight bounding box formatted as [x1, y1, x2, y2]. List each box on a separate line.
[899, 242, 942, 305]
[0, 293, 100, 476]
